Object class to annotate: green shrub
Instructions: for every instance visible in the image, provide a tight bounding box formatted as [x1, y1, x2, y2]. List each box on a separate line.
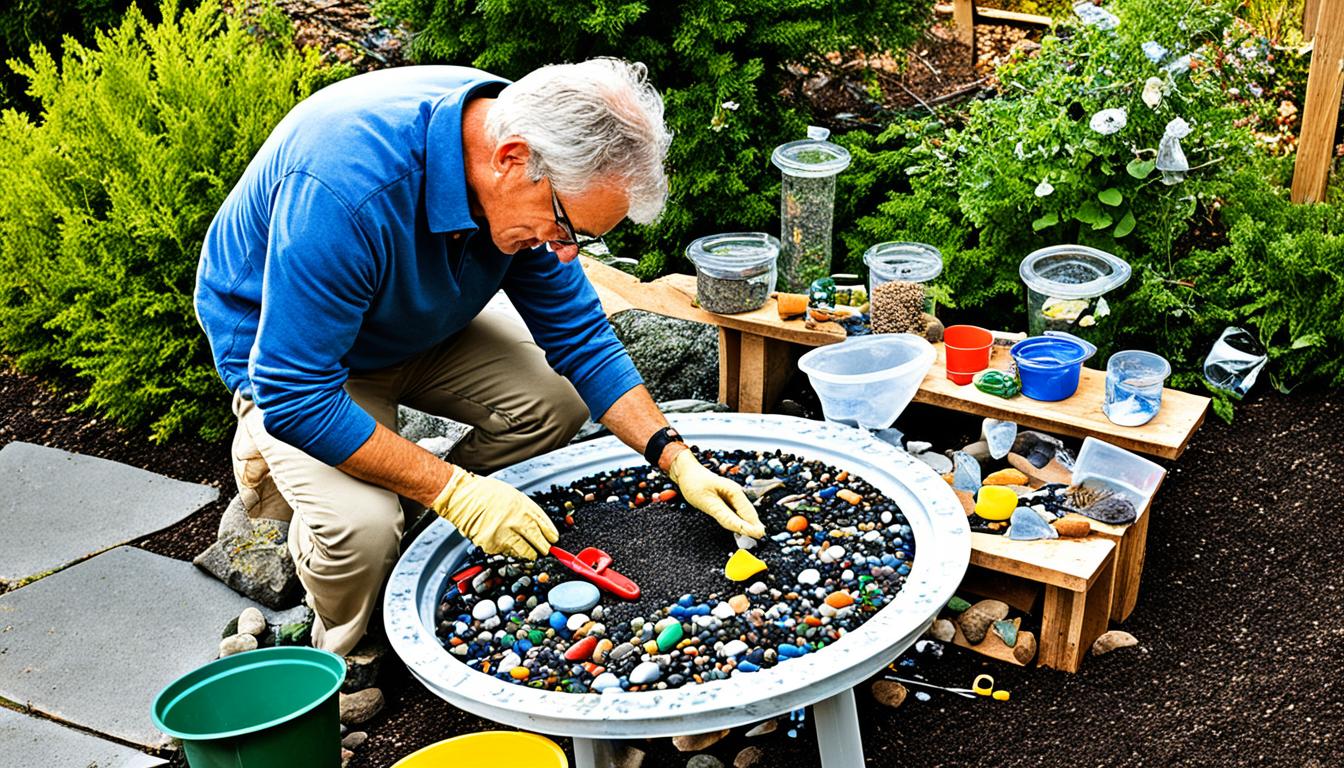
[373, 0, 932, 277]
[0, 0, 344, 441]
[0, 0, 147, 111]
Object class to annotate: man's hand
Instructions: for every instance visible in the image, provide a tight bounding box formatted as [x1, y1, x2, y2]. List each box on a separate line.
[431, 469, 559, 559]
[667, 449, 766, 539]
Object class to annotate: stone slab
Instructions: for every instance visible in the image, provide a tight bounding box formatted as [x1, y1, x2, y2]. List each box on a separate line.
[0, 442, 218, 588]
[0, 707, 166, 768]
[0, 546, 259, 748]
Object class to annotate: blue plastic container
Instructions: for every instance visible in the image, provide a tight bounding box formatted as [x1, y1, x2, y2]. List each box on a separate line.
[1010, 331, 1097, 401]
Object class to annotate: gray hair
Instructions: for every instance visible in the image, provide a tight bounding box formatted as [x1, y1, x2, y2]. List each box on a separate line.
[485, 58, 673, 225]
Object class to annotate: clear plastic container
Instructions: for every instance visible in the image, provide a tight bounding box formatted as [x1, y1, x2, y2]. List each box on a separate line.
[797, 334, 935, 430]
[863, 242, 942, 315]
[684, 232, 779, 314]
[772, 126, 851, 292]
[1103, 350, 1170, 427]
[1071, 437, 1166, 509]
[1019, 245, 1131, 345]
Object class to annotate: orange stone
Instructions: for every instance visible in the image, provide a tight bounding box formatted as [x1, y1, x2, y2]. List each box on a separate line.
[787, 515, 809, 532]
[825, 591, 855, 609]
[1053, 517, 1092, 538]
[984, 468, 1029, 486]
[837, 489, 863, 505]
[804, 616, 823, 627]
[657, 489, 678, 503]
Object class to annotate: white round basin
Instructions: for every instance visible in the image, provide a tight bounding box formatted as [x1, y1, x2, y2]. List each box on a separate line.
[384, 413, 969, 739]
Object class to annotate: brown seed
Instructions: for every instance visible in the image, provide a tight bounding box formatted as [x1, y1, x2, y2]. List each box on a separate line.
[871, 280, 928, 335]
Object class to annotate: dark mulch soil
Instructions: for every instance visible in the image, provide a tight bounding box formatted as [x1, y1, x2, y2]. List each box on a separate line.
[6, 359, 1342, 767]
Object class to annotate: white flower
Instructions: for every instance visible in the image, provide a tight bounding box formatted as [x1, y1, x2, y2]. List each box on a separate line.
[721, 100, 740, 111]
[1089, 107, 1127, 135]
[1035, 178, 1055, 197]
[1142, 77, 1163, 108]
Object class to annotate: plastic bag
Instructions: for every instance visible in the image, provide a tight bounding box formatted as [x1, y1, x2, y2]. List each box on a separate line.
[1203, 326, 1267, 396]
[1156, 117, 1192, 184]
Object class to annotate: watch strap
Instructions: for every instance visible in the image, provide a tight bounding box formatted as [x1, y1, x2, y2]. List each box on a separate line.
[643, 426, 684, 466]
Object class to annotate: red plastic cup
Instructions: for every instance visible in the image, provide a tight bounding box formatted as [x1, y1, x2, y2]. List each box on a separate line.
[945, 325, 993, 385]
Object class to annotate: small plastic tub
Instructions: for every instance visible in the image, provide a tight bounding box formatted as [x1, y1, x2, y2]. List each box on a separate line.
[863, 242, 943, 315]
[944, 325, 993, 385]
[1019, 245, 1130, 344]
[685, 232, 779, 314]
[1009, 331, 1097, 401]
[1072, 437, 1166, 509]
[1104, 350, 1171, 426]
[798, 334, 935, 430]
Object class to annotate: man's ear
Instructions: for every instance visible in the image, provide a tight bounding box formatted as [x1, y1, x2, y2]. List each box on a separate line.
[491, 138, 531, 176]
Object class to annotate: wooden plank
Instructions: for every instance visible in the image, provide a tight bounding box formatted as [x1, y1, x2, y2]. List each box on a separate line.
[973, 5, 1053, 27]
[970, 533, 1114, 593]
[953, 0, 976, 63]
[950, 622, 1032, 666]
[1305, 0, 1320, 41]
[735, 334, 796, 414]
[1037, 556, 1114, 672]
[958, 564, 1042, 615]
[580, 257, 846, 346]
[1291, 0, 1344, 202]
[718, 327, 742, 411]
[1108, 508, 1150, 623]
[912, 343, 1209, 460]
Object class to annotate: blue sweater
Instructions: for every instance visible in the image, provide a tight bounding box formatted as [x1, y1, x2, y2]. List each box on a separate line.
[195, 66, 643, 466]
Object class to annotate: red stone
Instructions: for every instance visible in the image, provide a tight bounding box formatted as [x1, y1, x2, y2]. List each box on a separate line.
[565, 635, 598, 661]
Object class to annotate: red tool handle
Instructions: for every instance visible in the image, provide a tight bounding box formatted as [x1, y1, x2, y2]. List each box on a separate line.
[551, 546, 641, 601]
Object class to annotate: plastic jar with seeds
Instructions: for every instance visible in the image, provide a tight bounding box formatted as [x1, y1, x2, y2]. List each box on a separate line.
[864, 242, 942, 334]
[685, 232, 779, 314]
[772, 126, 851, 292]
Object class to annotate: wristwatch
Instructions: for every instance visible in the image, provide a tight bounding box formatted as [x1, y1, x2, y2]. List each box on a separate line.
[643, 426, 685, 466]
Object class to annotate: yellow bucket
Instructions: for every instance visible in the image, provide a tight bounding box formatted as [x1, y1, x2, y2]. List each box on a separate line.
[392, 731, 568, 768]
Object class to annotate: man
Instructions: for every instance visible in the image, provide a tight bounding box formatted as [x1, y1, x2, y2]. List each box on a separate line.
[195, 59, 765, 655]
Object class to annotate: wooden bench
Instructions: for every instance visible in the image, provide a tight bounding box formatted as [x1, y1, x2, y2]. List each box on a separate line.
[582, 256, 1209, 670]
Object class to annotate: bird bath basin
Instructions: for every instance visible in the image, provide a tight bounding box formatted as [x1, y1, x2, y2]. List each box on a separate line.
[384, 414, 969, 768]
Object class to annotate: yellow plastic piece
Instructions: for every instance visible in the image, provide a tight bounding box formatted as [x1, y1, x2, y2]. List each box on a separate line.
[393, 732, 569, 767]
[993, 689, 1011, 701]
[974, 486, 1018, 521]
[725, 548, 768, 581]
[972, 674, 995, 696]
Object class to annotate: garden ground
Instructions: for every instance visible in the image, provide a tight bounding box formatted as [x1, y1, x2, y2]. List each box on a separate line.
[2, 363, 1340, 767]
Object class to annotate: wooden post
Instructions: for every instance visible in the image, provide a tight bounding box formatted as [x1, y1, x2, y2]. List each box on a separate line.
[1304, 0, 1320, 41]
[953, 0, 975, 65]
[1291, 0, 1344, 203]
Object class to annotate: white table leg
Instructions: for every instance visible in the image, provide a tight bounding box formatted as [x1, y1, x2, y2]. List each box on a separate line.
[812, 687, 865, 768]
[572, 736, 616, 768]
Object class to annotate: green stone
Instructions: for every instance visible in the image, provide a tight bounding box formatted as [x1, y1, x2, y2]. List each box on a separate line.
[500, 634, 516, 647]
[529, 629, 545, 644]
[946, 596, 972, 613]
[656, 622, 684, 652]
[993, 619, 1019, 647]
[974, 369, 1021, 399]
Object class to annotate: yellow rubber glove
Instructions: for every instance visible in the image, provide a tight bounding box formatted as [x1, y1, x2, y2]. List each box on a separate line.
[667, 449, 767, 539]
[431, 469, 559, 560]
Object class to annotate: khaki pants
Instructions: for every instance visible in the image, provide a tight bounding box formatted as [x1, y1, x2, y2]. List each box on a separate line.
[231, 311, 588, 655]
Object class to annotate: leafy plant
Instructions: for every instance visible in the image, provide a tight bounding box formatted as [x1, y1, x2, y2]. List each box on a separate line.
[0, 0, 345, 441]
[373, 0, 933, 277]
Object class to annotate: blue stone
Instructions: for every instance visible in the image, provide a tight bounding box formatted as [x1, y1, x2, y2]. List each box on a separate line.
[1007, 507, 1059, 541]
[548, 581, 601, 615]
[737, 661, 762, 673]
[779, 643, 808, 658]
[515, 639, 533, 654]
[678, 594, 695, 607]
[819, 487, 839, 499]
[952, 451, 981, 492]
[688, 604, 711, 616]
[548, 611, 569, 631]
[670, 605, 689, 619]
[881, 554, 898, 567]
[897, 564, 911, 576]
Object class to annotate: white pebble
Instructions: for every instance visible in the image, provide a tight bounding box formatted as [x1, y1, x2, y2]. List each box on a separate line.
[735, 534, 759, 550]
[712, 602, 736, 620]
[797, 568, 821, 585]
[496, 595, 515, 613]
[472, 601, 497, 621]
[219, 634, 256, 657]
[841, 569, 855, 581]
[748, 581, 768, 594]
[718, 639, 749, 658]
[863, 530, 883, 542]
[567, 613, 589, 631]
[654, 616, 679, 632]
[481, 617, 500, 631]
[880, 510, 894, 524]
[528, 603, 553, 623]
[500, 651, 521, 670]
[630, 661, 662, 685]
[237, 607, 266, 637]
[591, 672, 621, 692]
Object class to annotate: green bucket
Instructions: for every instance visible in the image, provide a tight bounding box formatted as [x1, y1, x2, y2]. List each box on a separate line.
[152, 647, 346, 768]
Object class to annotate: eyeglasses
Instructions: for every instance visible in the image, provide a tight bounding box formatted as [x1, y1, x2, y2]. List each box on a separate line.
[549, 182, 604, 255]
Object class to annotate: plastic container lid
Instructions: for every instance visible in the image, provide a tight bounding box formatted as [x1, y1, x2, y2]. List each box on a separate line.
[1010, 332, 1098, 370]
[863, 242, 944, 283]
[1019, 245, 1131, 299]
[685, 232, 780, 279]
[771, 126, 852, 178]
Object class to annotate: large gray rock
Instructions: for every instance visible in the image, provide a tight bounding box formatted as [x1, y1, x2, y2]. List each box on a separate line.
[397, 407, 472, 459]
[0, 707, 167, 768]
[0, 546, 258, 749]
[194, 496, 300, 609]
[0, 442, 218, 589]
[609, 310, 718, 402]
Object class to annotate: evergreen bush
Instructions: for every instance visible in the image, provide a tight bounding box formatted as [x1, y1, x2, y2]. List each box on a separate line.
[0, 0, 344, 441]
[373, 0, 932, 277]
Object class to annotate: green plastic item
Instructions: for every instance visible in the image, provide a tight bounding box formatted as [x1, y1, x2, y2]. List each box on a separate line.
[974, 369, 1021, 399]
[152, 646, 346, 768]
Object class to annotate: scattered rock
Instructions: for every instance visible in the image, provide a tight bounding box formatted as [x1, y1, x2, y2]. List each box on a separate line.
[983, 468, 1029, 486]
[1007, 452, 1074, 487]
[916, 451, 954, 474]
[951, 451, 982, 492]
[341, 747, 354, 768]
[734, 746, 765, 768]
[610, 311, 718, 401]
[194, 498, 301, 609]
[341, 731, 368, 749]
[338, 688, 384, 726]
[673, 729, 731, 752]
[1007, 507, 1059, 541]
[992, 618, 1019, 648]
[237, 607, 266, 637]
[219, 633, 257, 657]
[615, 746, 647, 768]
[687, 755, 725, 768]
[1053, 516, 1092, 538]
[1092, 630, 1139, 656]
[744, 719, 777, 738]
[1011, 430, 1072, 468]
[960, 440, 992, 465]
[871, 679, 908, 708]
[342, 639, 388, 693]
[953, 489, 977, 517]
[1078, 495, 1138, 525]
[1013, 631, 1039, 664]
[957, 599, 1009, 644]
[928, 618, 956, 643]
[982, 419, 1017, 460]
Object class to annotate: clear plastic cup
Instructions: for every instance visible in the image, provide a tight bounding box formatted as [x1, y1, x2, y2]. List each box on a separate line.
[1103, 350, 1170, 427]
[863, 242, 942, 315]
[797, 334, 935, 430]
[1072, 437, 1166, 509]
[1019, 245, 1131, 347]
[772, 126, 851, 292]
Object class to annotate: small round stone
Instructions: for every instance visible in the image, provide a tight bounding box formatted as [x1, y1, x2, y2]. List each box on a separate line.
[547, 581, 601, 615]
